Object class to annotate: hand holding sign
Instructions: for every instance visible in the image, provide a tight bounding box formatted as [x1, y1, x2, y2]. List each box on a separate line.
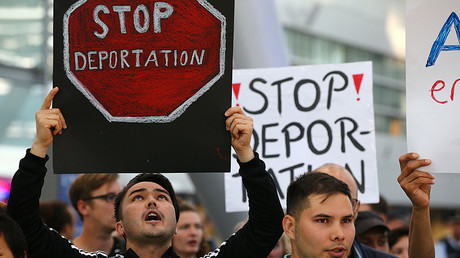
[397, 152, 436, 258]
[53, 0, 234, 173]
[31, 87, 67, 158]
[225, 106, 255, 163]
[397, 153, 434, 210]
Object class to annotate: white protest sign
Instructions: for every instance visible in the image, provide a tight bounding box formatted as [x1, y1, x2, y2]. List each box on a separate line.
[406, 0, 460, 173]
[225, 62, 378, 212]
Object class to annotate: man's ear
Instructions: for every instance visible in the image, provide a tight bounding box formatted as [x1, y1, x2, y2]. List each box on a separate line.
[77, 199, 89, 217]
[282, 215, 296, 240]
[116, 221, 125, 239]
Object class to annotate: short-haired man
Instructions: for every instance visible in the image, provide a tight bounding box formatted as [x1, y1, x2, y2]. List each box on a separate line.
[313, 163, 396, 257]
[283, 172, 356, 257]
[68, 173, 124, 255]
[284, 156, 436, 258]
[7, 88, 284, 257]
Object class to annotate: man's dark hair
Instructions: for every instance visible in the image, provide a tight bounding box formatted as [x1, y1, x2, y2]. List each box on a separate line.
[0, 212, 27, 258]
[115, 173, 179, 223]
[286, 172, 352, 219]
[39, 200, 74, 234]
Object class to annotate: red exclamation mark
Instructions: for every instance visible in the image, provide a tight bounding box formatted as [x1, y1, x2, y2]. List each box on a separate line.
[352, 74, 364, 101]
[232, 83, 241, 106]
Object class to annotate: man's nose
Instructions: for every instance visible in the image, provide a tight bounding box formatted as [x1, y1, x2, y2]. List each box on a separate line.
[147, 198, 157, 208]
[330, 224, 345, 241]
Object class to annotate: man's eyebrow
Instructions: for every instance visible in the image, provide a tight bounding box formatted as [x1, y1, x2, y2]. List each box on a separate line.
[313, 214, 332, 218]
[155, 188, 171, 197]
[312, 214, 354, 218]
[343, 214, 353, 218]
[128, 188, 146, 197]
[128, 187, 170, 197]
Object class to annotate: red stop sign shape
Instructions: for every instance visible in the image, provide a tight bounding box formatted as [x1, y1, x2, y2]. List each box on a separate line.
[63, 0, 226, 123]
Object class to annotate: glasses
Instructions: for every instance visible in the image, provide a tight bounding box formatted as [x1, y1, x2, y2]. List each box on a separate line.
[83, 192, 117, 203]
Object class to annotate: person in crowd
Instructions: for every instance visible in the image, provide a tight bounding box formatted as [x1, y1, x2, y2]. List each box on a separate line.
[7, 87, 284, 257]
[434, 211, 460, 258]
[282, 171, 357, 257]
[0, 212, 28, 258]
[172, 199, 210, 257]
[313, 163, 395, 257]
[359, 195, 389, 223]
[69, 173, 124, 255]
[388, 227, 409, 258]
[281, 154, 435, 258]
[39, 200, 77, 239]
[355, 211, 390, 253]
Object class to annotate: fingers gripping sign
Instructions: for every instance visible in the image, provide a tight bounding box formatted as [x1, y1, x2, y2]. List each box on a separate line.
[225, 106, 255, 163]
[31, 87, 67, 158]
[398, 152, 435, 210]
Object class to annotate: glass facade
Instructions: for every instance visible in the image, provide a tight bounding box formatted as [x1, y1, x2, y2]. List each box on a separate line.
[283, 27, 406, 135]
[0, 0, 51, 176]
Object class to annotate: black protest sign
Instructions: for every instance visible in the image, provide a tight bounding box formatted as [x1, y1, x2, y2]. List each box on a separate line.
[53, 0, 234, 173]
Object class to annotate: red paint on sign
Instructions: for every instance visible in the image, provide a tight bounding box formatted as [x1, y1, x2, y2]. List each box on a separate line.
[352, 74, 364, 101]
[232, 83, 241, 99]
[64, 0, 225, 122]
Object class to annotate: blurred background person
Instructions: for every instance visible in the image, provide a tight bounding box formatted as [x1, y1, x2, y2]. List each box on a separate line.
[39, 200, 76, 239]
[173, 199, 211, 257]
[435, 211, 460, 258]
[68, 173, 124, 256]
[355, 210, 391, 253]
[388, 226, 409, 258]
[0, 211, 28, 258]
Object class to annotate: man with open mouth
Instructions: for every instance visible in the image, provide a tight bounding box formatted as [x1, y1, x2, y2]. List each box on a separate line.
[7, 88, 284, 257]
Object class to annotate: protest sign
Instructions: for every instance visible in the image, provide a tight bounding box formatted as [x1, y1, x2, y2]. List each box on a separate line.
[406, 0, 460, 173]
[225, 62, 378, 212]
[52, 0, 234, 173]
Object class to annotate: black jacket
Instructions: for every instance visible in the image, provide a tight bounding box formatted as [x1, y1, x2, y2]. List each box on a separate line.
[8, 150, 284, 258]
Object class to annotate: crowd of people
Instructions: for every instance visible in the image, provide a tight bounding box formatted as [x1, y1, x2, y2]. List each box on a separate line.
[0, 87, 454, 257]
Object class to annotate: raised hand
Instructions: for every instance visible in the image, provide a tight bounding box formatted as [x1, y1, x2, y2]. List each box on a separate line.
[30, 87, 67, 158]
[225, 106, 254, 163]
